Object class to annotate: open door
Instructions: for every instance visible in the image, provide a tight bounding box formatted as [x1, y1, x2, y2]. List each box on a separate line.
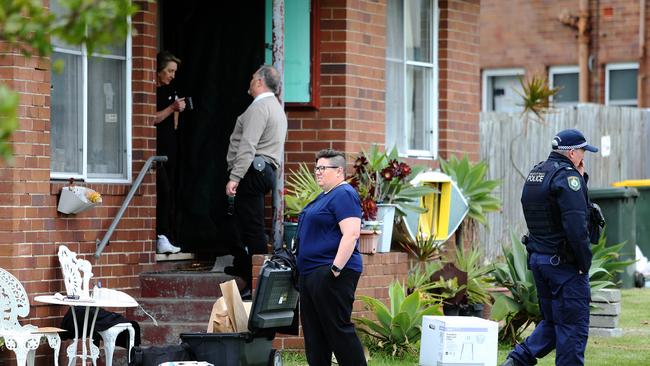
[157, 0, 266, 257]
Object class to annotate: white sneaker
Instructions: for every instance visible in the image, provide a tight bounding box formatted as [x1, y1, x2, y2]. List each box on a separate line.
[157, 235, 181, 254]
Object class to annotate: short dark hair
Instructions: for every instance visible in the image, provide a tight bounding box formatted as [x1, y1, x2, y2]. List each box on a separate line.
[316, 148, 346, 168]
[157, 51, 181, 73]
[256, 65, 281, 94]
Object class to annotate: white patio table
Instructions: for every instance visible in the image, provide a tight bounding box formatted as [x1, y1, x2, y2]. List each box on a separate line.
[34, 295, 138, 366]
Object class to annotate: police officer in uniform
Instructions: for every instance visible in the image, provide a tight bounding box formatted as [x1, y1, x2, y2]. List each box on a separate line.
[501, 129, 603, 366]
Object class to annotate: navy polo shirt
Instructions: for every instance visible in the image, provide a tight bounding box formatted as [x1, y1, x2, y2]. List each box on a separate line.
[296, 183, 363, 275]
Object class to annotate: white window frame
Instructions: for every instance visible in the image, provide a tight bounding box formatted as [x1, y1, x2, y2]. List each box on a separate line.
[605, 62, 639, 107]
[549, 65, 579, 106]
[385, 0, 439, 159]
[481, 68, 525, 112]
[50, 21, 133, 184]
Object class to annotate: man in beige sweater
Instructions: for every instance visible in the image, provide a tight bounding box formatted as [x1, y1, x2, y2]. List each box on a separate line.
[224, 65, 287, 295]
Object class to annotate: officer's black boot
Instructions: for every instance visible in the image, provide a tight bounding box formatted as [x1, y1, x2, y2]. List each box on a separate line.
[499, 357, 524, 366]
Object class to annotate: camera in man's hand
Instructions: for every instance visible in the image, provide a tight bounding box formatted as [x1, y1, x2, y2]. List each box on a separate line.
[184, 96, 194, 111]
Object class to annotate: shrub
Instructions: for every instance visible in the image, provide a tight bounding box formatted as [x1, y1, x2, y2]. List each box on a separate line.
[354, 281, 442, 356]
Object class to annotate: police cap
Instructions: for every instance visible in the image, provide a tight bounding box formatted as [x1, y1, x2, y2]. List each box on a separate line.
[551, 129, 599, 153]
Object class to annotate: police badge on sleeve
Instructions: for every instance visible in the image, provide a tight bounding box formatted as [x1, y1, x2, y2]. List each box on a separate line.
[568, 176, 581, 191]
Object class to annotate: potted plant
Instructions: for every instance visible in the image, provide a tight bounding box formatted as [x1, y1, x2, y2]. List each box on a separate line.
[413, 262, 468, 316]
[406, 260, 443, 295]
[348, 145, 435, 252]
[358, 222, 381, 255]
[284, 162, 322, 247]
[453, 245, 494, 317]
[427, 276, 467, 316]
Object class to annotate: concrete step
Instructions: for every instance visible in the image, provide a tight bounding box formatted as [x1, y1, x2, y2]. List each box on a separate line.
[140, 271, 244, 298]
[589, 327, 623, 337]
[128, 298, 216, 323]
[592, 288, 621, 303]
[590, 315, 619, 328]
[140, 322, 208, 346]
[590, 301, 621, 316]
[155, 252, 196, 262]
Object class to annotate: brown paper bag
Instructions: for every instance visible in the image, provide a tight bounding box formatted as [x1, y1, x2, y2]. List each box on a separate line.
[220, 279, 250, 333]
[207, 296, 234, 333]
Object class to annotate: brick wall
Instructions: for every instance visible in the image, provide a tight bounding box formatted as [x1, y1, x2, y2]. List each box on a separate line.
[251, 252, 409, 350]
[286, 0, 481, 170]
[439, 0, 481, 161]
[0, 1, 157, 362]
[0, 0, 481, 361]
[285, 0, 388, 172]
[481, 0, 650, 106]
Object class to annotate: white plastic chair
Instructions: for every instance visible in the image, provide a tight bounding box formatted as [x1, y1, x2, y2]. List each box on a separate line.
[57, 245, 135, 366]
[0, 267, 61, 366]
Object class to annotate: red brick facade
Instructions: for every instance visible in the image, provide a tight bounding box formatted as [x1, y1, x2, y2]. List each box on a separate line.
[0, 1, 158, 361]
[439, 0, 481, 160]
[481, 0, 650, 106]
[0, 0, 480, 362]
[287, 0, 481, 168]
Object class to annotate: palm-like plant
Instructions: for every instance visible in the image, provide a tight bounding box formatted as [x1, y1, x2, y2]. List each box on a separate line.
[284, 163, 322, 220]
[399, 232, 444, 264]
[490, 233, 541, 344]
[589, 229, 635, 293]
[406, 261, 443, 294]
[354, 281, 442, 356]
[439, 155, 502, 226]
[454, 245, 494, 305]
[440, 155, 502, 248]
[516, 74, 561, 122]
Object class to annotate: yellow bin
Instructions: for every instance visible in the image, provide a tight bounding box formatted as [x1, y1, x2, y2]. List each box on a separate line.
[612, 179, 650, 187]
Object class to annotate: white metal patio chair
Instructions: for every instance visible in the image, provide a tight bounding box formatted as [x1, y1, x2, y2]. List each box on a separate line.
[57, 245, 135, 366]
[0, 267, 61, 366]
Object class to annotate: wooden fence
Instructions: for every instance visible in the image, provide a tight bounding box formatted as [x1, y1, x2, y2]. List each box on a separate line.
[478, 104, 650, 260]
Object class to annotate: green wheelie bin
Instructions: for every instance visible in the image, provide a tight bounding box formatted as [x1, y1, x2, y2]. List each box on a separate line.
[613, 180, 650, 262]
[589, 187, 639, 288]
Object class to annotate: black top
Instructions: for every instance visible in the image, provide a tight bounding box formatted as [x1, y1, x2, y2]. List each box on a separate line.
[156, 85, 179, 156]
[521, 152, 592, 272]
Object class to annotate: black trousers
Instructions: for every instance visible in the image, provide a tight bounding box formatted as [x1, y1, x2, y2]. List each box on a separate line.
[156, 123, 178, 243]
[299, 265, 367, 366]
[231, 162, 275, 283]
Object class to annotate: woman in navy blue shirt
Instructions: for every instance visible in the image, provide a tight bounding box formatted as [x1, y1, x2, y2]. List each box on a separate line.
[297, 149, 366, 366]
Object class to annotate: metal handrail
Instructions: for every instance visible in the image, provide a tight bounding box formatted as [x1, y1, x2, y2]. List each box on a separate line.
[94, 155, 168, 258]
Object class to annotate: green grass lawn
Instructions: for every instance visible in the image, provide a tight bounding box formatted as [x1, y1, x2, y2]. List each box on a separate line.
[283, 288, 650, 365]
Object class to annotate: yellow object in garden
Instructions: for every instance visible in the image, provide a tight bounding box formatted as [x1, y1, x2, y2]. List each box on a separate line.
[612, 179, 650, 187]
[409, 171, 469, 243]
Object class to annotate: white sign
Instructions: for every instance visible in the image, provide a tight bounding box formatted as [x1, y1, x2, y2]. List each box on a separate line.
[601, 135, 611, 157]
[105, 114, 118, 123]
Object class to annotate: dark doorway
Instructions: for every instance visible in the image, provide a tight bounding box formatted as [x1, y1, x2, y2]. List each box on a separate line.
[158, 0, 266, 257]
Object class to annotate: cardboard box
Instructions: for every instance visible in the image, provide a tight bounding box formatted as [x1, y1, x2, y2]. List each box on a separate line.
[419, 316, 498, 366]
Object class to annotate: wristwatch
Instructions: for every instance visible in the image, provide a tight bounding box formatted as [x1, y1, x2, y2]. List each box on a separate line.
[331, 264, 342, 274]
